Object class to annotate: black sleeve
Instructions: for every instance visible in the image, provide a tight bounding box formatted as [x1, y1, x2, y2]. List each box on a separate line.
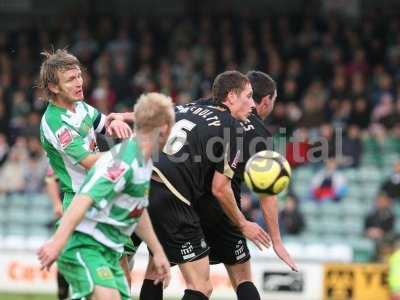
[94, 113, 106, 135]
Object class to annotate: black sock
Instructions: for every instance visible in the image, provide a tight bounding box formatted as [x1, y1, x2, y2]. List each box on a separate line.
[236, 281, 260, 300]
[57, 271, 69, 300]
[182, 289, 208, 300]
[139, 279, 163, 300]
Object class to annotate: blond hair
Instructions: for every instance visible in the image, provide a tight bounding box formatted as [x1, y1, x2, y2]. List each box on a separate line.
[37, 49, 81, 100]
[134, 93, 175, 133]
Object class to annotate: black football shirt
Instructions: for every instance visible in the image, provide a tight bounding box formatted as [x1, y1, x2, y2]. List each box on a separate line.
[153, 102, 243, 205]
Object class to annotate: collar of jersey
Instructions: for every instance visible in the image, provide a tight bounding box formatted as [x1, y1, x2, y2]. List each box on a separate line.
[251, 108, 259, 118]
[49, 101, 80, 114]
[217, 103, 231, 112]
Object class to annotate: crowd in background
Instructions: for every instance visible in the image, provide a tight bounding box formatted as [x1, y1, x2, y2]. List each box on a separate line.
[0, 12, 400, 248]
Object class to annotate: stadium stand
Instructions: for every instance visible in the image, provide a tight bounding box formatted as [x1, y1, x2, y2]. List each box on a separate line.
[0, 11, 399, 264]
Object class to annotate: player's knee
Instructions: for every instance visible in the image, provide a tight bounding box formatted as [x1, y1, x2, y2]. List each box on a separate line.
[92, 286, 121, 300]
[232, 276, 252, 289]
[202, 280, 213, 297]
[187, 279, 213, 297]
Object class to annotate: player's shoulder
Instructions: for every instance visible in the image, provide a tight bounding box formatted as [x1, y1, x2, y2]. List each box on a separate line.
[79, 101, 98, 119]
[109, 138, 143, 165]
[40, 104, 66, 133]
[175, 99, 240, 129]
[244, 113, 272, 137]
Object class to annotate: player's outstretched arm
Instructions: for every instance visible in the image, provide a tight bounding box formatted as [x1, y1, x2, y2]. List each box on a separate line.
[106, 112, 135, 124]
[212, 171, 271, 250]
[37, 194, 93, 270]
[259, 195, 298, 272]
[135, 209, 171, 288]
[105, 112, 134, 138]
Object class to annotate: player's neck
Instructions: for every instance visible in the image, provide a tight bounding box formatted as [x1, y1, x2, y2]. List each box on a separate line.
[255, 105, 267, 120]
[135, 133, 154, 162]
[52, 97, 77, 112]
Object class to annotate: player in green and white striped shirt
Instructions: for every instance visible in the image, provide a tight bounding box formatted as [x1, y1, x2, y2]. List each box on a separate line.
[38, 93, 175, 300]
[39, 49, 132, 210]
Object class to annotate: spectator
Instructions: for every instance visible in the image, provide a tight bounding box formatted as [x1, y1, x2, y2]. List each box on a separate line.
[21, 137, 47, 195]
[364, 194, 395, 242]
[341, 125, 363, 168]
[372, 93, 397, 129]
[371, 72, 394, 106]
[349, 97, 371, 129]
[298, 91, 326, 129]
[311, 159, 348, 202]
[89, 77, 117, 114]
[381, 161, 400, 200]
[71, 26, 99, 64]
[23, 150, 47, 194]
[286, 127, 311, 168]
[9, 90, 30, 134]
[0, 147, 26, 195]
[279, 195, 305, 235]
[107, 28, 134, 62]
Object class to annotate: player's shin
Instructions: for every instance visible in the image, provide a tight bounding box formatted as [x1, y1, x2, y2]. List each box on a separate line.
[139, 279, 163, 300]
[236, 281, 260, 300]
[182, 289, 209, 300]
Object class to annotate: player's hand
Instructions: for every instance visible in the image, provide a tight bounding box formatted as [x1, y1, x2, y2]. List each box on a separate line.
[37, 239, 62, 271]
[273, 241, 298, 272]
[152, 251, 171, 289]
[105, 113, 124, 127]
[240, 220, 271, 250]
[106, 119, 132, 139]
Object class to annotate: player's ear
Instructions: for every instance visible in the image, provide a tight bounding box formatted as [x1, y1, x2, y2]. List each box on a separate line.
[48, 82, 60, 95]
[226, 90, 236, 105]
[259, 95, 268, 108]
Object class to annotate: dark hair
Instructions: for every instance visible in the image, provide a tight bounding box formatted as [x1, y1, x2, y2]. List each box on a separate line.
[246, 71, 276, 104]
[212, 71, 249, 104]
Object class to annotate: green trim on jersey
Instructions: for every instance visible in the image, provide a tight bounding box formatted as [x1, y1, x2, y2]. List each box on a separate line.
[40, 101, 104, 197]
[75, 138, 152, 253]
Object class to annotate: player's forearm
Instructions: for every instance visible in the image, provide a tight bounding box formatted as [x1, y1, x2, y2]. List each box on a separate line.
[135, 209, 164, 254]
[214, 188, 247, 228]
[107, 112, 135, 123]
[259, 195, 282, 244]
[121, 112, 135, 123]
[52, 195, 93, 247]
[212, 174, 247, 228]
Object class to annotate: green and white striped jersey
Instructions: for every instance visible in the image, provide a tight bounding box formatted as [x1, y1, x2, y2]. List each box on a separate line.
[75, 138, 152, 253]
[40, 101, 106, 201]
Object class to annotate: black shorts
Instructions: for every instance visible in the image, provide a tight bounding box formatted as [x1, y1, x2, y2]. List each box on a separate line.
[195, 195, 251, 265]
[146, 180, 210, 265]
